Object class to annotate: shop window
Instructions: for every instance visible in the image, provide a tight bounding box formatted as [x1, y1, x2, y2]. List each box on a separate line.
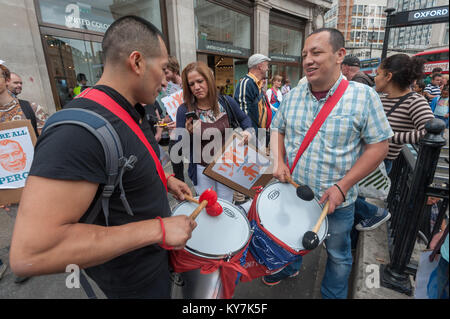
[194, 0, 251, 57]
[38, 0, 163, 33]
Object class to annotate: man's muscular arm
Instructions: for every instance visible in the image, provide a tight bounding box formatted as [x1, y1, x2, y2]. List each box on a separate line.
[10, 176, 195, 277]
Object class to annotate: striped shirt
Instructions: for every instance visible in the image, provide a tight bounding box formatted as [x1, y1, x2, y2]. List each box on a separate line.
[271, 75, 393, 207]
[382, 92, 435, 160]
[424, 84, 441, 100]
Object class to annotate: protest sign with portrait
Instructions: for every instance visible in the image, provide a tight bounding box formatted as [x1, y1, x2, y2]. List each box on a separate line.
[0, 120, 37, 205]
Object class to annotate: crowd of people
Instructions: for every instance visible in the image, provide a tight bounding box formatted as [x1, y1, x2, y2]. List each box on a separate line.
[0, 15, 448, 299]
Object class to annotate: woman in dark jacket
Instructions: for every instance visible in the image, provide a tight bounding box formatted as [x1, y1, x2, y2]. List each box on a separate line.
[176, 61, 252, 202]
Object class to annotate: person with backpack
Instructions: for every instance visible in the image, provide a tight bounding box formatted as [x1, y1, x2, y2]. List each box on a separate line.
[266, 75, 283, 117]
[9, 16, 196, 299]
[176, 61, 252, 203]
[354, 54, 435, 232]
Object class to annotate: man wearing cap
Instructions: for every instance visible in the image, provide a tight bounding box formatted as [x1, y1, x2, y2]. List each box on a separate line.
[341, 56, 374, 87]
[234, 54, 272, 136]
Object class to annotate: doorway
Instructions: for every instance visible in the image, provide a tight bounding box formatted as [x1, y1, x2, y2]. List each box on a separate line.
[41, 31, 104, 109]
[197, 53, 247, 97]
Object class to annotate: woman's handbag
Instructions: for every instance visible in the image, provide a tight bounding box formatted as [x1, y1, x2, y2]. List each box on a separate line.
[358, 161, 391, 200]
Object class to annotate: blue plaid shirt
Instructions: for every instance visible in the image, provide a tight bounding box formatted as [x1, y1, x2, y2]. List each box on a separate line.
[271, 75, 393, 207]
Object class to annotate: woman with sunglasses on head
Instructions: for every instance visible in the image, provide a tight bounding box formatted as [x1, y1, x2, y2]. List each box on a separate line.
[176, 61, 252, 202]
[354, 54, 435, 232]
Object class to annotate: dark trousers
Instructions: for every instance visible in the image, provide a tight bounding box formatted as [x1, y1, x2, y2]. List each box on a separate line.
[168, 140, 185, 182]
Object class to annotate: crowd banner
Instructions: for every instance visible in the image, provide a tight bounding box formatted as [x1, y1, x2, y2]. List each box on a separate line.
[0, 120, 37, 205]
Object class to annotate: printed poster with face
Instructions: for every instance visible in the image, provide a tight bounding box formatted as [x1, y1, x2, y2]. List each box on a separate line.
[0, 120, 37, 204]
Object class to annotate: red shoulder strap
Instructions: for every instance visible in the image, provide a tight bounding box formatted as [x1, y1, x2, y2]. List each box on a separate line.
[78, 88, 168, 192]
[288, 79, 349, 174]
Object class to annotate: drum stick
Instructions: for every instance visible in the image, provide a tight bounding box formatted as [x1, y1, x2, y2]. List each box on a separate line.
[184, 194, 199, 204]
[286, 176, 315, 201]
[312, 201, 330, 233]
[189, 200, 208, 220]
[302, 201, 330, 250]
[286, 175, 299, 188]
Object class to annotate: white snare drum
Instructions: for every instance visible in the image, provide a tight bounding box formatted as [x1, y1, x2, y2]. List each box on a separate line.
[256, 181, 328, 251]
[171, 198, 251, 299]
[171, 198, 251, 259]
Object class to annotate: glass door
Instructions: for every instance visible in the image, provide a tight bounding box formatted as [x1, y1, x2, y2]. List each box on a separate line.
[42, 33, 103, 109]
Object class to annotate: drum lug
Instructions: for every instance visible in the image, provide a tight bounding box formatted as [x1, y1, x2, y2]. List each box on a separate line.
[225, 253, 233, 262]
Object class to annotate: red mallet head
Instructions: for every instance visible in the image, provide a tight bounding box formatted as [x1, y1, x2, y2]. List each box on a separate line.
[199, 188, 218, 207]
[206, 201, 223, 216]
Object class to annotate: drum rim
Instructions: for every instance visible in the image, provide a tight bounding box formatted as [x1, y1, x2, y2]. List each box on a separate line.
[171, 197, 252, 259]
[256, 180, 328, 251]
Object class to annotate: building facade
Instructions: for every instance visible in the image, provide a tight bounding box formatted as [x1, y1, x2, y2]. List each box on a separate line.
[324, 0, 449, 58]
[325, 0, 387, 59]
[0, 0, 332, 114]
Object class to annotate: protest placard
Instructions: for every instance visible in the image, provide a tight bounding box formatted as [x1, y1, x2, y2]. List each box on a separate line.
[161, 89, 183, 121]
[0, 120, 37, 205]
[203, 132, 273, 198]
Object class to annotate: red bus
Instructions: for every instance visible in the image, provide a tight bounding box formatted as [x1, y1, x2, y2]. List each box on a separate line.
[414, 48, 449, 75]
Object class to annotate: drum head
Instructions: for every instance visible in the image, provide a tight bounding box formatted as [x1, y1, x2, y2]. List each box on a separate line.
[256, 182, 328, 251]
[172, 199, 251, 259]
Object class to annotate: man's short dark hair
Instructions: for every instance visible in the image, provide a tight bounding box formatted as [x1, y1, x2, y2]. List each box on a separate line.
[432, 73, 443, 80]
[102, 15, 164, 63]
[307, 28, 345, 52]
[432, 67, 443, 73]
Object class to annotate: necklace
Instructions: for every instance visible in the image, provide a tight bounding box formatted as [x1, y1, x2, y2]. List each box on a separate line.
[0, 98, 18, 112]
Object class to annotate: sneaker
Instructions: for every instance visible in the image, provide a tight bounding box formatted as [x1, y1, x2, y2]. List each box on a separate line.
[355, 208, 391, 231]
[14, 276, 30, 284]
[261, 276, 281, 286]
[0, 264, 7, 280]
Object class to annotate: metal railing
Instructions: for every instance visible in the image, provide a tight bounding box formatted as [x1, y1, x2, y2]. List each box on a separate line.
[380, 119, 448, 295]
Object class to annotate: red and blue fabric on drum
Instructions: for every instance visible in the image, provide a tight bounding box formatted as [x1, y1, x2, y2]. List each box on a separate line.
[169, 243, 251, 299]
[241, 188, 310, 281]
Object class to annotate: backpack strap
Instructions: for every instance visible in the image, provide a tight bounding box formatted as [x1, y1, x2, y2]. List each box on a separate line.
[386, 92, 414, 117]
[18, 99, 39, 137]
[219, 95, 240, 129]
[42, 108, 136, 226]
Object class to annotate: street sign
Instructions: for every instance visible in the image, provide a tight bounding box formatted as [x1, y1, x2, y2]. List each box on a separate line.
[388, 6, 449, 28]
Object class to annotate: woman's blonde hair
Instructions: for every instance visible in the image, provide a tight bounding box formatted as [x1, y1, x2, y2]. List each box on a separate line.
[271, 74, 282, 84]
[181, 61, 219, 116]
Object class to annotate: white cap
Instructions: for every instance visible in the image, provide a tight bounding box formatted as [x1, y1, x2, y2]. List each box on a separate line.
[248, 54, 271, 69]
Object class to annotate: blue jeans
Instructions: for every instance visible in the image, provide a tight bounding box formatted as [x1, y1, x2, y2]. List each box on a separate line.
[265, 203, 355, 299]
[436, 257, 449, 299]
[355, 159, 393, 220]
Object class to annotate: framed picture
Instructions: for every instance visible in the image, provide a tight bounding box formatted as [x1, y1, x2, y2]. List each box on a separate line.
[0, 120, 37, 205]
[203, 132, 273, 198]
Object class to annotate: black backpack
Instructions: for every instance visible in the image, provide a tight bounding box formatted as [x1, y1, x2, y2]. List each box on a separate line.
[42, 108, 137, 226]
[42, 108, 141, 299]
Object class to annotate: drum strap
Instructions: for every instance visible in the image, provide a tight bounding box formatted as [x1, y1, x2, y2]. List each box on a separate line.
[287, 79, 349, 174]
[78, 88, 168, 192]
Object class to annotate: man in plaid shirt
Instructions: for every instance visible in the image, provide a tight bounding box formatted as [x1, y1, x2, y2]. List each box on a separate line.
[266, 28, 393, 298]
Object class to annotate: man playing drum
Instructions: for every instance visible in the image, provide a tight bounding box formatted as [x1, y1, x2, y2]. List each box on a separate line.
[268, 28, 393, 298]
[9, 16, 196, 298]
